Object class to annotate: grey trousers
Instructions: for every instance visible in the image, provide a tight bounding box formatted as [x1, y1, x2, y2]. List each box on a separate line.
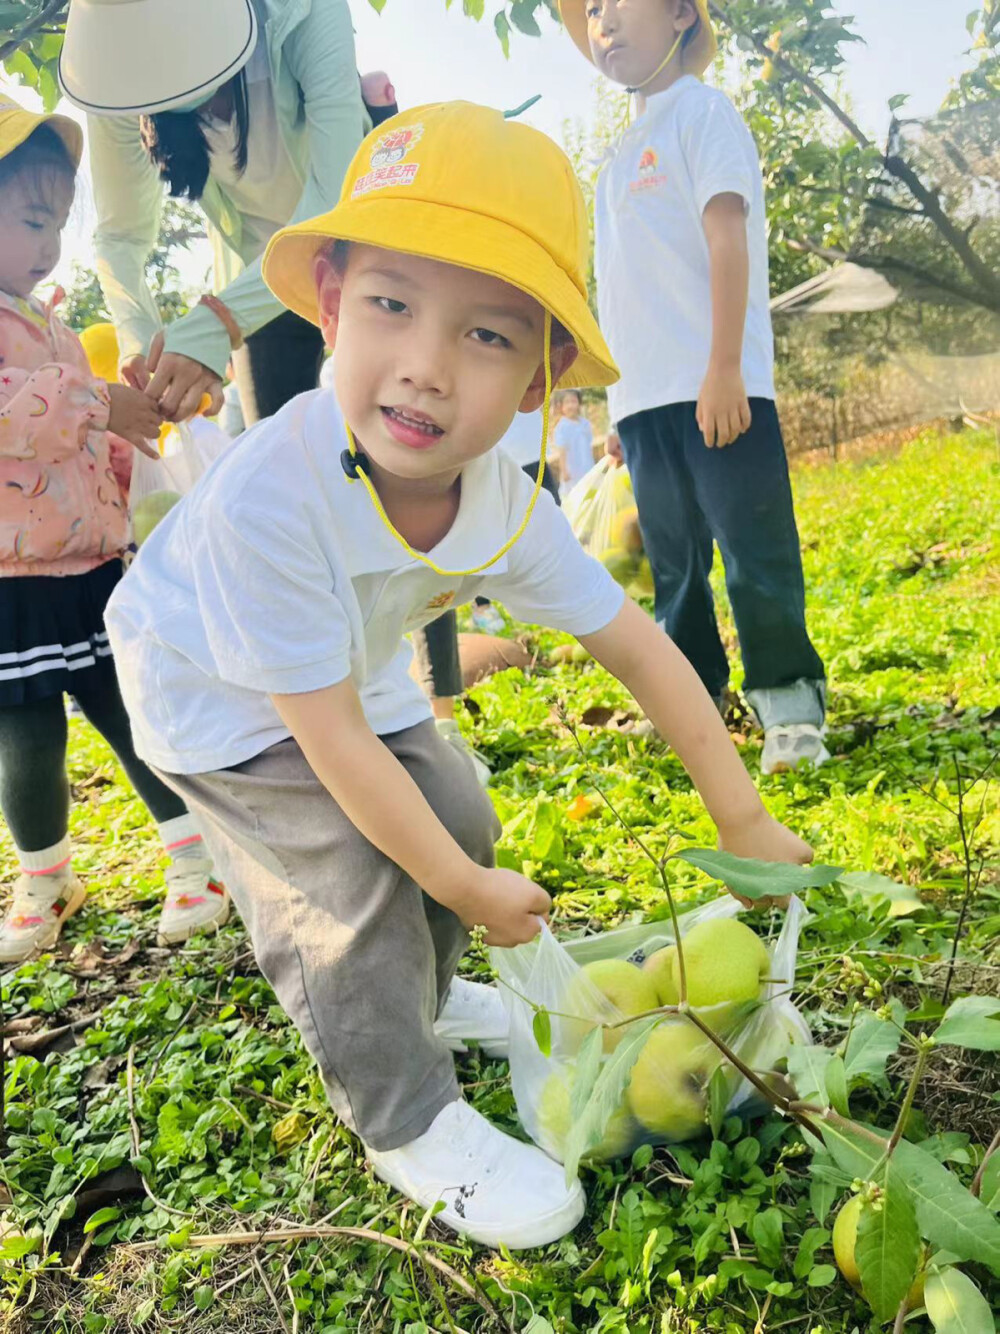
[162, 721, 500, 1151]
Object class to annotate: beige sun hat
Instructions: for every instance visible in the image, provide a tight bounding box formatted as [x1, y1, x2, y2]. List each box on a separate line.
[58, 0, 258, 117]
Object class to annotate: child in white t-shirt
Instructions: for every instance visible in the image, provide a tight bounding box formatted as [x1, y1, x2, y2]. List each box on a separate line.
[107, 102, 813, 1249]
[559, 0, 827, 774]
[553, 388, 595, 495]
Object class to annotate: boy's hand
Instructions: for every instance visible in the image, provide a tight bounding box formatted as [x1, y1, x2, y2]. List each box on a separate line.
[452, 867, 552, 948]
[717, 808, 814, 910]
[107, 384, 162, 457]
[696, 363, 752, 448]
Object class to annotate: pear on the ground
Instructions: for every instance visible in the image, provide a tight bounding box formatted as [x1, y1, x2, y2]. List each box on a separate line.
[626, 1020, 720, 1141]
[536, 1069, 635, 1162]
[674, 918, 770, 1010]
[642, 945, 679, 1006]
[832, 1196, 927, 1310]
[564, 958, 659, 1053]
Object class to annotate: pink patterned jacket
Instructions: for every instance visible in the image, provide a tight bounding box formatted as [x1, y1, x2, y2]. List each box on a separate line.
[0, 290, 130, 577]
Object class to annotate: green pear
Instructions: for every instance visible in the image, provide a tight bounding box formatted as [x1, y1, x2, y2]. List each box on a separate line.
[626, 1020, 721, 1141]
[642, 945, 679, 1006]
[536, 1068, 635, 1161]
[133, 490, 181, 546]
[674, 918, 770, 1010]
[833, 1196, 927, 1310]
[564, 958, 660, 1053]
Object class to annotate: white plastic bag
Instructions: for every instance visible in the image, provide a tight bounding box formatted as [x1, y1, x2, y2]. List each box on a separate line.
[129, 417, 232, 545]
[492, 898, 810, 1171]
[562, 456, 652, 596]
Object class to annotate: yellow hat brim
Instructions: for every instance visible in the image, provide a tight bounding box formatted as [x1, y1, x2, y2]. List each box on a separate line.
[263, 198, 619, 391]
[0, 103, 83, 169]
[558, 0, 717, 77]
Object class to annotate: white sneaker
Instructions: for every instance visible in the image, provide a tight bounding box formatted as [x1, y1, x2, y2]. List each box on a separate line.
[435, 977, 509, 1058]
[156, 857, 230, 945]
[761, 723, 831, 775]
[435, 718, 491, 788]
[366, 1100, 585, 1249]
[0, 872, 86, 964]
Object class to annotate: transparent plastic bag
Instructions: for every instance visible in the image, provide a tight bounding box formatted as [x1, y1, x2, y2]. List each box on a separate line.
[129, 417, 232, 546]
[562, 456, 652, 596]
[492, 898, 809, 1171]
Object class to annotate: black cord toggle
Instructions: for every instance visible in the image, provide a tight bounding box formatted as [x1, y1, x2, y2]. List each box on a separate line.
[340, 448, 371, 480]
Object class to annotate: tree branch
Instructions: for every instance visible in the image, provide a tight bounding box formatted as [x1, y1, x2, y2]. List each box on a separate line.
[0, 0, 69, 64]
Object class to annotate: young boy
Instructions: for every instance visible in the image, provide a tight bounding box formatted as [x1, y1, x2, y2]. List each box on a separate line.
[106, 101, 812, 1249]
[553, 387, 595, 495]
[559, 1, 828, 774]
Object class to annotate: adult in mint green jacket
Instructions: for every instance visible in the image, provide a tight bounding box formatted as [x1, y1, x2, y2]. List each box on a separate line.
[58, 0, 372, 425]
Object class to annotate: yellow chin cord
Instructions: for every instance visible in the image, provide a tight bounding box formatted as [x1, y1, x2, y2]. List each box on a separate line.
[342, 309, 553, 579]
[626, 30, 684, 93]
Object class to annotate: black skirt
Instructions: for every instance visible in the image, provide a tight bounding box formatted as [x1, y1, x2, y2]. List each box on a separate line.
[0, 560, 123, 707]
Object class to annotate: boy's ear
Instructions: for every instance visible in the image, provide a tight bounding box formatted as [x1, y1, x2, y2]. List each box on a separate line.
[315, 253, 345, 347]
[675, 0, 699, 35]
[520, 341, 579, 412]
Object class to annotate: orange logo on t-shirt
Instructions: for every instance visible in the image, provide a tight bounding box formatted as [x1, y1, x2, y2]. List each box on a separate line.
[630, 146, 668, 193]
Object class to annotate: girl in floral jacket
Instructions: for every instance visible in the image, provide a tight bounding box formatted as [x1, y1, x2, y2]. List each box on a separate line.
[0, 95, 229, 963]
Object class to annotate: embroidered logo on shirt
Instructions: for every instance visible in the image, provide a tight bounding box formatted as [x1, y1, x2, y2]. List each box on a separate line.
[353, 124, 424, 198]
[630, 147, 668, 193]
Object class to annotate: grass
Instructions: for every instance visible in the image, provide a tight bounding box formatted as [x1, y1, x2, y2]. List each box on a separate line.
[1, 427, 998, 1333]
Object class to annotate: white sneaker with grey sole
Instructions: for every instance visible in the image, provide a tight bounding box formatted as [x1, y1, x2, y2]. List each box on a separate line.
[366, 1099, 585, 1249]
[761, 723, 830, 775]
[435, 977, 509, 1058]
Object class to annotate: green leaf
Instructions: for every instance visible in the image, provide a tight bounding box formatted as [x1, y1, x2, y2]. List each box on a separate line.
[807, 1264, 837, 1287]
[843, 1001, 906, 1087]
[674, 848, 842, 900]
[935, 997, 1000, 1051]
[793, 1226, 831, 1279]
[570, 1026, 604, 1121]
[532, 1007, 552, 1058]
[0, 1234, 39, 1261]
[563, 1016, 660, 1182]
[787, 1043, 835, 1105]
[83, 1206, 121, 1234]
[924, 1266, 995, 1334]
[821, 1122, 1000, 1273]
[493, 10, 511, 56]
[838, 870, 923, 918]
[856, 1167, 921, 1323]
[824, 1055, 851, 1117]
[707, 1064, 730, 1139]
[810, 1175, 838, 1224]
[133, 1297, 156, 1326]
[979, 1155, 1000, 1213]
[509, 0, 542, 36]
[751, 1207, 785, 1269]
[524, 1319, 556, 1334]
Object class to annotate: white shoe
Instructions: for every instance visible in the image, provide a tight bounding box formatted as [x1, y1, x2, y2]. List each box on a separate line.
[435, 977, 509, 1058]
[761, 723, 831, 775]
[366, 1100, 585, 1249]
[0, 872, 86, 964]
[435, 718, 491, 788]
[157, 857, 230, 945]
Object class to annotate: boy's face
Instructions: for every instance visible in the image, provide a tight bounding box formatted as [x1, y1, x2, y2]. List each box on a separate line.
[317, 244, 571, 484]
[0, 171, 72, 299]
[585, 0, 696, 88]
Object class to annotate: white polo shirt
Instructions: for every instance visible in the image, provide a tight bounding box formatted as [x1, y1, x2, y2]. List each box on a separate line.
[595, 76, 776, 425]
[106, 389, 624, 775]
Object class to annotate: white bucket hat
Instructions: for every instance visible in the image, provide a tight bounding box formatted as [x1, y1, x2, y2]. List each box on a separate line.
[58, 0, 258, 117]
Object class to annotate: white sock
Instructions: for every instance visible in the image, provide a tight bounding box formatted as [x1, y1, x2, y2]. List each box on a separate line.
[18, 836, 72, 878]
[158, 814, 206, 865]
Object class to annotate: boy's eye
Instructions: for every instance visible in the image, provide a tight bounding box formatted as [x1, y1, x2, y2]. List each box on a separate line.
[25, 220, 44, 232]
[373, 296, 408, 315]
[470, 328, 512, 349]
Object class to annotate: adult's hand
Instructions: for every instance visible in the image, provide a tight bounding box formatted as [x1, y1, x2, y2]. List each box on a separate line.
[146, 334, 224, 422]
[120, 353, 151, 391]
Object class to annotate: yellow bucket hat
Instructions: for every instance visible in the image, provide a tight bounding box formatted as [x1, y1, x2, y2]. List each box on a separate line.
[263, 100, 618, 392]
[0, 92, 83, 169]
[558, 0, 717, 79]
